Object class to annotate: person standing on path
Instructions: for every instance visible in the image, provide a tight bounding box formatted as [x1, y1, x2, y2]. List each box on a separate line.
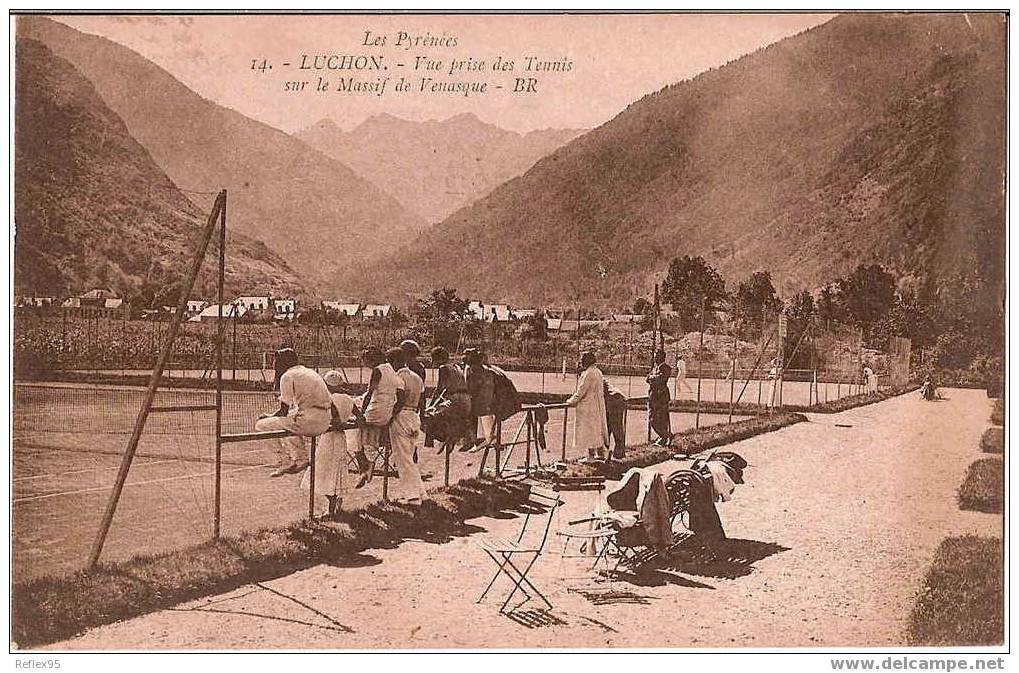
[255, 348, 332, 478]
[604, 380, 627, 459]
[646, 349, 673, 446]
[566, 351, 610, 462]
[388, 348, 428, 502]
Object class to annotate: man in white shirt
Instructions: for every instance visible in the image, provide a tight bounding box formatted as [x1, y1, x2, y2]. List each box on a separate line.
[255, 348, 332, 477]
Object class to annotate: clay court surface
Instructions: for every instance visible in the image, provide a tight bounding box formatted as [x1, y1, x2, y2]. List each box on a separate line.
[36, 388, 1001, 649]
[14, 382, 743, 581]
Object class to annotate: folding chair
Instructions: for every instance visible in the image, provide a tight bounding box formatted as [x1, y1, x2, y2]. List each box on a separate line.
[475, 485, 562, 613]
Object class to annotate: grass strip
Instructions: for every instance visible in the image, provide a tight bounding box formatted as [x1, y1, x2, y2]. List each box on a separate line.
[561, 412, 806, 479]
[980, 427, 1004, 454]
[906, 535, 1003, 646]
[957, 458, 1003, 513]
[11, 477, 530, 649]
[990, 398, 1004, 426]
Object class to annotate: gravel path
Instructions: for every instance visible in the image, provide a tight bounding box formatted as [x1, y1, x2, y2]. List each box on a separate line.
[46, 389, 1001, 649]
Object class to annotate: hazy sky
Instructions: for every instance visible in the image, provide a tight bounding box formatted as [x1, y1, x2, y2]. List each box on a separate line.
[54, 13, 833, 134]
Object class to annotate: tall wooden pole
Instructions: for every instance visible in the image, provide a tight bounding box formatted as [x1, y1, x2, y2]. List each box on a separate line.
[214, 192, 227, 538]
[89, 191, 224, 569]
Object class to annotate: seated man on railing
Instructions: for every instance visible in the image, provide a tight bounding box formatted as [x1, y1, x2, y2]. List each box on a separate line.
[255, 348, 332, 478]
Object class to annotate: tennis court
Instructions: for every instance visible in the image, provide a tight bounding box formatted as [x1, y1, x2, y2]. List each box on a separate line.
[13, 382, 743, 581]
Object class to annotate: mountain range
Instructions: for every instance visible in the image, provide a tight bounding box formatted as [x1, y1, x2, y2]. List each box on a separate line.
[297, 114, 584, 223]
[18, 16, 426, 292]
[14, 37, 305, 299]
[338, 12, 1005, 311]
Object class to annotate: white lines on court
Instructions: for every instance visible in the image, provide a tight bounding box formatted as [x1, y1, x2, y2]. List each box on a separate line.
[13, 463, 275, 503]
[12, 446, 270, 482]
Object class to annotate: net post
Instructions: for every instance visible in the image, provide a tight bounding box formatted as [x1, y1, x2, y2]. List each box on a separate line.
[88, 190, 224, 569]
[214, 190, 226, 540]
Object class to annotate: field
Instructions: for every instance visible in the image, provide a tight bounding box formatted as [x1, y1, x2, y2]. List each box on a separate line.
[13, 382, 743, 581]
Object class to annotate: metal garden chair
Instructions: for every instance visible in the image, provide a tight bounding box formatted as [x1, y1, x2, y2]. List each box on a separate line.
[475, 484, 563, 613]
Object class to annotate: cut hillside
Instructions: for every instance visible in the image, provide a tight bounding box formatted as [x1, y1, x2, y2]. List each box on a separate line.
[18, 17, 426, 291]
[340, 13, 1005, 310]
[14, 38, 303, 299]
[297, 113, 584, 223]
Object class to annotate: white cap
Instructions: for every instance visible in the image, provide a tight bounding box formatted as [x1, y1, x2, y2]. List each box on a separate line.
[323, 370, 344, 387]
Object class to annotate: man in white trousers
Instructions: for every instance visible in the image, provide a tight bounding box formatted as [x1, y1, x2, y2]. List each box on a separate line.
[387, 347, 428, 503]
[255, 348, 332, 477]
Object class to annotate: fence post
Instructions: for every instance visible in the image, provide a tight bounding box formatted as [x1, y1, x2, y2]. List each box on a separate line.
[695, 298, 706, 429]
[495, 420, 503, 479]
[308, 436, 317, 519]
[561, 405, 568, 462]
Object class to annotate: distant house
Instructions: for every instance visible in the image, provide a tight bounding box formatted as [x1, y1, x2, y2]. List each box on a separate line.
[322, 301, 361, 318]
[232, 296, 270, 312]
[14, 296, 55, 308]
[191, 303, 246, 322]
[62, 297, 81, 309]
[186, 300, 208, 315]
[362, 304, 391, 319]
[273, 298, 296, 320]
[468, 301, 512, 322]
[512, 308, 538, 320]
[104, 298, 123, 309]
[80, 288, 117, 308]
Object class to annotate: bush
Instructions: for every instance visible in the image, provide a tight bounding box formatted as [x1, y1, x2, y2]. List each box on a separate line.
[980, 427, 1003, 454]
[990, 398, 1004, 426]
[562, 412, 806, 479]
[957, 458, 1003, 513]
[906, 536, 1003, 645]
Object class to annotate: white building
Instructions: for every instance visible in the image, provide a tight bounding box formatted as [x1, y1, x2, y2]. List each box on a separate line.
[322, 301, 361, 317]
[191, 303, 247, 322]
[186, 300, 208, 315]
[232, 296, 270, 312]
[273, 298, 296, 319]
[363, 304, 391, 319]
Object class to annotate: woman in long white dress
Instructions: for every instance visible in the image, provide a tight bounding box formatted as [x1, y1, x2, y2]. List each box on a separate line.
[565, 351, 610, 462]
[301, 370, 358, 517]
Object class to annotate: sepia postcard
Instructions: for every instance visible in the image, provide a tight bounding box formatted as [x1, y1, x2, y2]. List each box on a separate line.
[7, 9, 1008, 659]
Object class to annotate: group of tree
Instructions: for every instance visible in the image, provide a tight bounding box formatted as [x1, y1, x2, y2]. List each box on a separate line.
[656, 255, 1001, 377]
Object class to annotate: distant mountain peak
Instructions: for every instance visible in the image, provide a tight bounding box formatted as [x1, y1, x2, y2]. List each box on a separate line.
[298, 111, 585, 223]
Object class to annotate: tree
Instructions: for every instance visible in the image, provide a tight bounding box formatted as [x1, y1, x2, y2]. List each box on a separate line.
[838, 264, 896, 329]
[816, 283, 841, 325]
[661, 255, 728, 332]
[785, 290, 816, 322]
[735, 271, 782, 331]
[414, 287, 471, 350]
